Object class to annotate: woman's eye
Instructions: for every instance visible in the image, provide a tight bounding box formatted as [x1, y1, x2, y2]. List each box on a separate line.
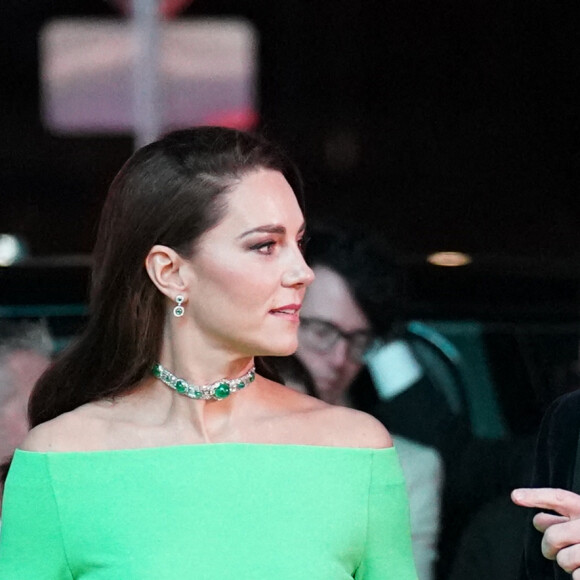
[297, 235, 310, 254]
[250, 241, 276, 255]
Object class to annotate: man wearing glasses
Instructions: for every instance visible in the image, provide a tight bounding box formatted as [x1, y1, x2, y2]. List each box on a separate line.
[294, 223, 442, 580]
[297, 267, 374, 408]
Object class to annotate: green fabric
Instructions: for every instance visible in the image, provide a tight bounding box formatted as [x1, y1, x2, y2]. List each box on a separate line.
[0, 444, 417, 579]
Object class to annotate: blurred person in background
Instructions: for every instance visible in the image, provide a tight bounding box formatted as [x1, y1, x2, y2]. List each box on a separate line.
[302, 224, 537, 578]
[0, 320, 53, 508]
[290, 223, 443, 580]
[293, 222, 537, 580]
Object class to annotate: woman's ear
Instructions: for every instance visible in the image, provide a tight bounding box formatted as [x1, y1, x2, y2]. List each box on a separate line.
[145, 245, 188, 300]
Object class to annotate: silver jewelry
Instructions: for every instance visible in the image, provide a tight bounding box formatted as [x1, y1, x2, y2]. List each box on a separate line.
[173, 295, 185, 317]
[152, 363, 256, 400]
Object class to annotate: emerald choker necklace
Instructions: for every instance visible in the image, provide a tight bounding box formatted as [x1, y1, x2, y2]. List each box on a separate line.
[152, 363, 256, 401]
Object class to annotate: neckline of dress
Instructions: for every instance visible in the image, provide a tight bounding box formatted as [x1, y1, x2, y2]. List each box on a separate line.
[15, 441, 396, 457]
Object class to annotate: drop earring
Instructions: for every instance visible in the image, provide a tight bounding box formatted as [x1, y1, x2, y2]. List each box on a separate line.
[173, 295, 185, 317]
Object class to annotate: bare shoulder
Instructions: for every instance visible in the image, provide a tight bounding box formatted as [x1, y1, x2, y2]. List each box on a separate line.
[20, 404, 107, 453]
[316, 405, 394, 449]
[260, 380, 393, 449]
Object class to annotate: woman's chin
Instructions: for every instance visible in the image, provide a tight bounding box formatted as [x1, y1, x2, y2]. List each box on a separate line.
[255, 339, 298, 358]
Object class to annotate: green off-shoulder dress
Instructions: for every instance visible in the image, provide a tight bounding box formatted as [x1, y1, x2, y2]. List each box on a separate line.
[0, 444, 418, 579]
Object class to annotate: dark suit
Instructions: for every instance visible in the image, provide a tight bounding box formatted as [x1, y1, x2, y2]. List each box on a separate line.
[520, 390, 580, 580]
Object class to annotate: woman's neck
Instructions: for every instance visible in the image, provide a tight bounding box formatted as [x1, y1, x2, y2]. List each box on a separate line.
[158, 335, 255, 386]
[124, 359, 259, 445]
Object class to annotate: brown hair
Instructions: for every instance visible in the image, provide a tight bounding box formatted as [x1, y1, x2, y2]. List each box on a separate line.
[28, 127, 304, 428]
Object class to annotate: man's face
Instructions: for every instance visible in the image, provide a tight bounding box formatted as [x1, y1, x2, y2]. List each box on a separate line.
[295, 266, 372, 405]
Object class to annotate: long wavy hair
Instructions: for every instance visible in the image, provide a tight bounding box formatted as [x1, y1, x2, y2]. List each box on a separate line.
[28, 127, 302, 429]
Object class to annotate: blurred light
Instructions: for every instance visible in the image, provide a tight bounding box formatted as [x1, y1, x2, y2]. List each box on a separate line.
[0, 235, 27, 267]
[427, 251, 472, 267]
[40, 19, 258, 134]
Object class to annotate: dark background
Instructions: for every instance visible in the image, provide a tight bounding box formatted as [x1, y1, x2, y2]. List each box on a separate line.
[1, 0, 580, 319]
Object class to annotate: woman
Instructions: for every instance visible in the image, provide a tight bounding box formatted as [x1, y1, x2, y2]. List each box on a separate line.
[0, 127, 417, 579]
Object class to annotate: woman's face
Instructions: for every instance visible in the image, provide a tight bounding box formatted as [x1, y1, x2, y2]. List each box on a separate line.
[182, 168, 314, 358]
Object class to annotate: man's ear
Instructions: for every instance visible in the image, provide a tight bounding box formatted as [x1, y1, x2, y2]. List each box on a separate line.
[145, 245, 189, 300]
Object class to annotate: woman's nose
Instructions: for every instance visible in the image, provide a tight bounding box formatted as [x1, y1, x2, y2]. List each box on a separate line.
[283, 249, 315, 288]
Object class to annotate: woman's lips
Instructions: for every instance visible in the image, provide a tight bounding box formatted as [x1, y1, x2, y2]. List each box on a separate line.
[270, 304, 301, 322]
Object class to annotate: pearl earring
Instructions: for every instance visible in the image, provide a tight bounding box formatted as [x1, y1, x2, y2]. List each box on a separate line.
[173, 295, 185, 317]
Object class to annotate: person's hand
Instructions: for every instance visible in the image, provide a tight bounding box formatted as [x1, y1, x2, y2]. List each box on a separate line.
[512, 488, 580, 578]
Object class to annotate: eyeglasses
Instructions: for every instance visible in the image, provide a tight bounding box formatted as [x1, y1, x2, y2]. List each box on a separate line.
[298, 317, 374, 363]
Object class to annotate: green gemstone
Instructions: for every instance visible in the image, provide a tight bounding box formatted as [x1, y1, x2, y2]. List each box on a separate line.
[152, 364, 162, 378]
[237, 381, 245, 390]
[193, 391, 202, 399]
[214, 383, 230, 399]
[249, 371, 255, 382]
[174, 380, 187, 394]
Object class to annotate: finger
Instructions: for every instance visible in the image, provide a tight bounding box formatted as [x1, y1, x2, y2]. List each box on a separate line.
[555, 543, 580, 574]
[534, 512, 569, 532]
[512, 488, 580, 517]
[543, 520, 580, 560]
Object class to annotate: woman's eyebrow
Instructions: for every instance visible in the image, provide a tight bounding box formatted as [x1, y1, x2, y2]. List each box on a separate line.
[238, 222, 306, 239]
[238, 225, 286, 239]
